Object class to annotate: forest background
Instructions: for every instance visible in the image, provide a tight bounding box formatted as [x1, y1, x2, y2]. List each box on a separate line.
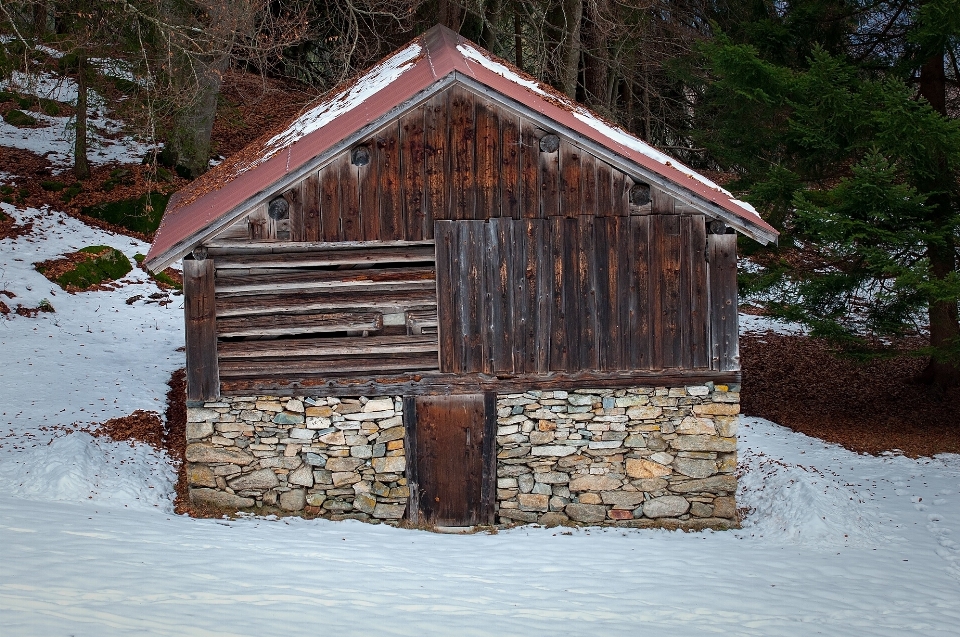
[1, 0, 958, 389]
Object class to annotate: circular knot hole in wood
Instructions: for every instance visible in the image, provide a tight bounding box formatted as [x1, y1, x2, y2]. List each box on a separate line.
[351, 145, 371, 166]
[708, 219, 727, 235]
[268, 196, 289, 220]
[539, 134, 560, 153]
[630, 182, 651, 206]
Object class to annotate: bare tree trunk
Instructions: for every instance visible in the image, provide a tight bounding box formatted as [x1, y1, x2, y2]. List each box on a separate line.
[439, 0, 462, 31]
[480, 0, 503, 54]
[74, 52, 90, 180]
[558, 0, 583, 98]
[918, 51, 960, 386]
[544, 0, 584, 97]
[581, 2, 608, 111]
[33, 1, 48, 38]
[642, 55, 651, 141]
[167, 54, 229, 179]
[514, 6, 522, 69]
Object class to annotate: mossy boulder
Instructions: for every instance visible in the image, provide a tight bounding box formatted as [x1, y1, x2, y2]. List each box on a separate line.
[81, 192, 171, 235]
[4, 109, 37, 127]
[36, 246, 132, 291]
[61, 182, 83, 203]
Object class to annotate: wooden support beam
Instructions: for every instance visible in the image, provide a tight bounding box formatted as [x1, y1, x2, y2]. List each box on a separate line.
[183, 256, 219, 401]
[709, 233, 739, 372]
[220, 369, 742, 397]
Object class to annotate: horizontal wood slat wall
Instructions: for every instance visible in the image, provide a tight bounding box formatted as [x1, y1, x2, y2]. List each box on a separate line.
[214, 242, 439, 384]
[435, 215, 721, 375]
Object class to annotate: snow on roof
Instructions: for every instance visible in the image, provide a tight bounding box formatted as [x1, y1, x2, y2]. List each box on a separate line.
[257, 42, 422, 168]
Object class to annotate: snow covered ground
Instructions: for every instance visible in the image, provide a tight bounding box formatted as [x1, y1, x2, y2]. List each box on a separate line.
[1, 70, 153, 171]
[1, 201, 958, 635]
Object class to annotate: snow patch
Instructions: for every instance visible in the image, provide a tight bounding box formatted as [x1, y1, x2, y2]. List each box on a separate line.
[0, 71, 151, 170]
[2, 70, 93, 107]
[0, 205, 183, 434]
[739, 312, 808, 336]
[0, 433, 176, 511]
[738, 444, 884, 547]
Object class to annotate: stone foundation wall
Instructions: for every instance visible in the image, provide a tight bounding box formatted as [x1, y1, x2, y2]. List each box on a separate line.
[185, 384, 739, 529]
[494, 385, 739, 529]
[186, 396, 409, 522]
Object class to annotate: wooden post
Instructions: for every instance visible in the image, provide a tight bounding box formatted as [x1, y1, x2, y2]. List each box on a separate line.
[183, 255, 219, 401]
[481, 391, 497, 525]
[403, 396, 418, 525]
[247, 203, 276, 241]
[708, 233, 739, 372]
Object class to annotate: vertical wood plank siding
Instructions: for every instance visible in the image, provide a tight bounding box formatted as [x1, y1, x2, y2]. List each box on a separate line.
[377, 125, 404, 239]
[709, 233, 739, 372]
[435, 215, 723, 374]
[281, 86, 639, 241]
[400, 110, 426, 240]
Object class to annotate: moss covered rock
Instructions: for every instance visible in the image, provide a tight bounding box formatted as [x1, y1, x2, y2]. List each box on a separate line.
[36, 246, 132, 291]
[4, 109, 37, 127]
[81, 192, 171, 235]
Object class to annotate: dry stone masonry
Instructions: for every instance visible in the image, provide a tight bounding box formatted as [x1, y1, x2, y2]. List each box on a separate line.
[186, 396, 409, 522]
[494, 384, 739, 530]
[186, 384, 739, 530]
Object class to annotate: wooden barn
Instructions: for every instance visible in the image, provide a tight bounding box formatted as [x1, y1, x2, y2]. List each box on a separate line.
[147, 25, 778, 528]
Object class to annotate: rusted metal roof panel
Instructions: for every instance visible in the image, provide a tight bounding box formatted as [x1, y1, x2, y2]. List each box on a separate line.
[146, 24, 777, 271]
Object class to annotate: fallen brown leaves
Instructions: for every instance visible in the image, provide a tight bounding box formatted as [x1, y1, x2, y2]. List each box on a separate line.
[741, 333, 960, 458]
[213, 70, 314, 159]
[0, 212, 31, 240]
[92, 410, 164, 449]
[164, 368, 225, 518]
[164, 368, 192, 515]
[0, 146, 185, 241]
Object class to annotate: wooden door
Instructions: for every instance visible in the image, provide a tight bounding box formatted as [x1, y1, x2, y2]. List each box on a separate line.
[406, 393, 495, 526]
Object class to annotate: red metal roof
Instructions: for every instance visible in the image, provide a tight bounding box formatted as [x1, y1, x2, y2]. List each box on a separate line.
[146, 24, 777, 271]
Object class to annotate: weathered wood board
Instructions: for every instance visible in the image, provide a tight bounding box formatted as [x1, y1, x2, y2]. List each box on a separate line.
[434, 215, 715, 375]
[409, 394, 494, 526]
[212, 85, 640, 246]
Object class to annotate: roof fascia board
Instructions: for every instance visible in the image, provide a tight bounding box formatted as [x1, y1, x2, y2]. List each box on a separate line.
[453, 73, 777, 245]
[147, 75, 459, 272]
